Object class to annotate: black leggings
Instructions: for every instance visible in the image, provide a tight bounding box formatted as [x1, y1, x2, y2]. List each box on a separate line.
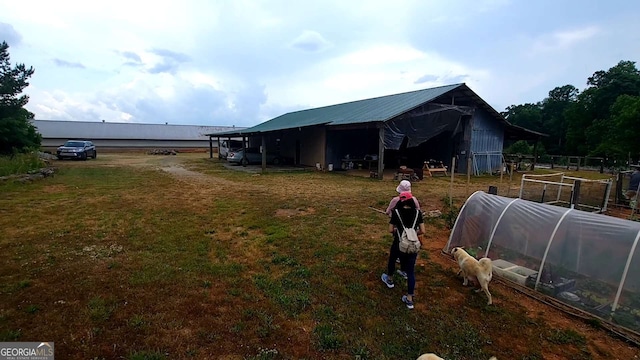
[387, 238, 418, 295]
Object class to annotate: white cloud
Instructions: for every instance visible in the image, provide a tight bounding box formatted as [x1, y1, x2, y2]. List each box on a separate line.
[337, 45, 425, 66]
[1, 0, 638, 127]
[290, 30, 332, 52]
[0, 22, 22, 46]
[262, 44, 490, 111]
[530, 26, 601, 54]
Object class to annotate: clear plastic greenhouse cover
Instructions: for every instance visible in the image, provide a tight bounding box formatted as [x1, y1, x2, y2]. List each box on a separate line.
[445, 191, 640, 335]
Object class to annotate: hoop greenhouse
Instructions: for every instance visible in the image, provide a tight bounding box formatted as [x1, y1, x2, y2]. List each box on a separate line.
[445, 191, 640, 335]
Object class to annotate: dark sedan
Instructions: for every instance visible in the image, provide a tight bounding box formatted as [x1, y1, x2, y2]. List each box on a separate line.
[56, 140, 97, 160]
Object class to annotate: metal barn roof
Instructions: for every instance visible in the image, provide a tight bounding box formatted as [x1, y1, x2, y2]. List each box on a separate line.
[33, 120, 244, 141]
[208, 83, 547, 140]
[210, 83, 463, 135]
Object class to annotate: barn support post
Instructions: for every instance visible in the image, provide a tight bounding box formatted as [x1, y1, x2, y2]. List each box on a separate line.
[377, 125, 384, 180]
[449, 156, 456, 207]
[241, 136, 247, 166]
[261, 135, 267, 172]
[209, 136, 213, 159]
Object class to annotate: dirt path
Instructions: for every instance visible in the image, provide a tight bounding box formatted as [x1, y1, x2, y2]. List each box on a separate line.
[96, 153, 236, 186]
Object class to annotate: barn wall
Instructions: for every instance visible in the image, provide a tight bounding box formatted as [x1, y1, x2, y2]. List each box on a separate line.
[301, 127, 326, 167]
[260, 126, 326, 167]
[471, 107, 505, 174]
[42, 138, 214, 149]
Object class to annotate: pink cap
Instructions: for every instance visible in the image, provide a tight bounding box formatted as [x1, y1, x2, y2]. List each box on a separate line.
[399, 191, 413, 201]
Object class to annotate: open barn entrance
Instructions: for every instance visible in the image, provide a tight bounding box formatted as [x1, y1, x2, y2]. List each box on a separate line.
[383, 131, 458, 178]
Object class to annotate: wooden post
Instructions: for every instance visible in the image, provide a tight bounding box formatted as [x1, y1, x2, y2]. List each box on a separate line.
[261, 135, 267, 172]
[532, 140, 538, 171]
[449, 156, 456, 207]
[466, 156, 472, 197]
[209, 136, 213, 159]
[507, 163, 514, 197]
[377, 126, 385, 180]
[600, 158, 604, 174]
[241, 136, 247, 166]
[551, 155, 555, 169]
[571, 180, 582, 209]
[499, 159, 504, 195]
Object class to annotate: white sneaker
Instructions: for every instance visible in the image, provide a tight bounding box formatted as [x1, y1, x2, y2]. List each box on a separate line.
[396, 270, 408, 280]
[402, 295, 414, 309]
[381, 273, 394, 288]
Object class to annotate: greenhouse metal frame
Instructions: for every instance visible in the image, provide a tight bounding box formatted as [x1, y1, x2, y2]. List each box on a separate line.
[445, 191, 640, 337]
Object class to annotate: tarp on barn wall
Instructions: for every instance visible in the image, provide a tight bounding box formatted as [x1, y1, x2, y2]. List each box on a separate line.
[446, 191, 640, 335]
[383, 104, 474, 150]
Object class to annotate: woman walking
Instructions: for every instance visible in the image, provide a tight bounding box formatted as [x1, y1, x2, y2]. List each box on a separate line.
[381, 191, 425, 309]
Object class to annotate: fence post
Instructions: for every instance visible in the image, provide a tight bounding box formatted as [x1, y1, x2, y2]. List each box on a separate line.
[507, 163, 514, 197]
[466, 156, 472, 197]
[571, 180, 582, 209]
[532, 141, 538, 171]
[577, 157, 581, 171]
[449, 156, 456, 207]
[500, 159, 504, 195]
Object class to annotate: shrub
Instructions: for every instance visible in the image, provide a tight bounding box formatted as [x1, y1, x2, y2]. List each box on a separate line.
[0, 152, 45, 177]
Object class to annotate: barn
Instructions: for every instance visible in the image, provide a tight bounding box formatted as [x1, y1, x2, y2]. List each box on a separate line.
[208, 83, 544, 178]
[33, 120, 243, 151]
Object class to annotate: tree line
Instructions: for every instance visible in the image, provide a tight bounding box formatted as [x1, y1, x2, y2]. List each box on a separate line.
[502, 60, 640, 164]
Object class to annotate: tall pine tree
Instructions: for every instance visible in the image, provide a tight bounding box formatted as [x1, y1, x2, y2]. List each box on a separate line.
[0, 41, 40, 154]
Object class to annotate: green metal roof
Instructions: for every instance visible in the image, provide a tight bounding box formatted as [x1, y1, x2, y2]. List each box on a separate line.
[211, 83, 464, 135]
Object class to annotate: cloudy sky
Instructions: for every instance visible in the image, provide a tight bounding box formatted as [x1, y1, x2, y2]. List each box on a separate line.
[1, 0, 639, 127]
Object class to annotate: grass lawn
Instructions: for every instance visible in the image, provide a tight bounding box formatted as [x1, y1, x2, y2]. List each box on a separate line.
[0, 153, 636, 359]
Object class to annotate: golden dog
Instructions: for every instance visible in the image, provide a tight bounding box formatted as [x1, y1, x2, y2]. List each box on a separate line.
[450, 247, 493, 305]
[417, 354, 496, 360]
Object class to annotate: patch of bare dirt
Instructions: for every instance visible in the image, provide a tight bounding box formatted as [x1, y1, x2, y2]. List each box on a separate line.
[160, 165, 218, 184]
[275, 207, 316, 217]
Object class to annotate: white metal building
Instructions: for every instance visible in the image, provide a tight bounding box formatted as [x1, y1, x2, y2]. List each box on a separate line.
[34, 120, 245, 150]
